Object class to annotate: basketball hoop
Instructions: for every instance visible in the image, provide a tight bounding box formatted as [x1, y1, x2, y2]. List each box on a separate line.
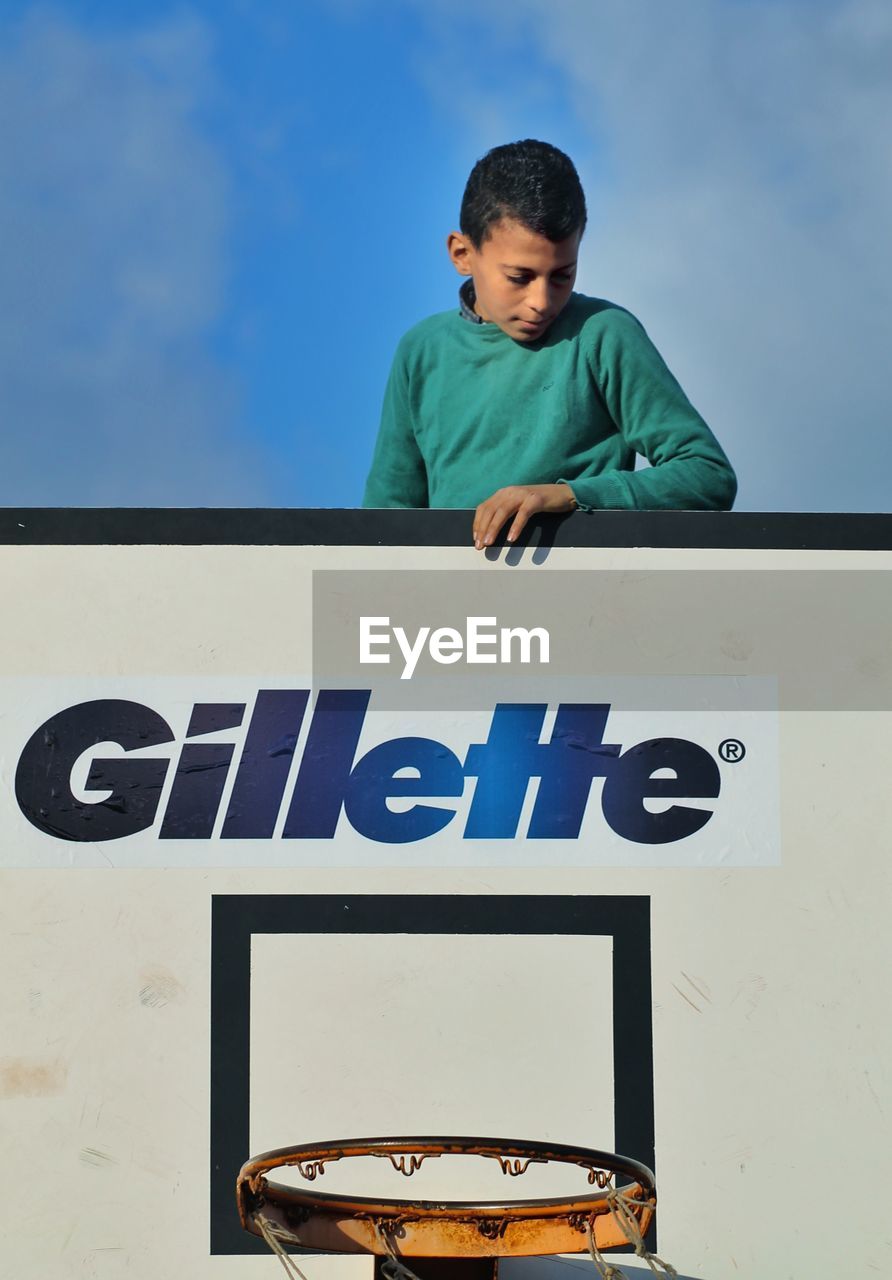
[237, 1137, 677, 1279]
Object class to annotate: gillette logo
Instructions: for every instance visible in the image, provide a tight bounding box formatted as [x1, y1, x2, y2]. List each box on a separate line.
[15, 692, 723, 845]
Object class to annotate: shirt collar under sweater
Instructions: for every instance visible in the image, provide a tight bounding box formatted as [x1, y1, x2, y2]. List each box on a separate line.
[458, 279, 484, 324]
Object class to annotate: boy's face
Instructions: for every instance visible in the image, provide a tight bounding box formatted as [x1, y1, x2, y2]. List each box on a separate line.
[447, 217, 581, 343]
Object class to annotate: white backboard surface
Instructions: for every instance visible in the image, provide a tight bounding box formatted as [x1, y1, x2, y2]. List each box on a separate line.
[1, 525, 890, 1279]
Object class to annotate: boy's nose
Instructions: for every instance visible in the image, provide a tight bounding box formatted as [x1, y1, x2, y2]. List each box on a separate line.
[528, 280, 553, 316]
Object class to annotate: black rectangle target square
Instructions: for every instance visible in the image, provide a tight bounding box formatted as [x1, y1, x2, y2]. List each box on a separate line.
[209, 895, 654, 1256]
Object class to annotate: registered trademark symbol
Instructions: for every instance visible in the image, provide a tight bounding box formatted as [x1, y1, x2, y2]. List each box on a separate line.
[718, 738, 746, 763]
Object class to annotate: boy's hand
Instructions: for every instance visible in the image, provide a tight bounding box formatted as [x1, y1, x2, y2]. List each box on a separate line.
[473, 483, 578, 549]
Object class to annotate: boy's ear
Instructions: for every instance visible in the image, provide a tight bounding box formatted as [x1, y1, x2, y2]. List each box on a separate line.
[446, 231, 474, 276]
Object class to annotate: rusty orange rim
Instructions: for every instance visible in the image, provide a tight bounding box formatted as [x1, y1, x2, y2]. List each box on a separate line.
[237, 1136, 656, 1257]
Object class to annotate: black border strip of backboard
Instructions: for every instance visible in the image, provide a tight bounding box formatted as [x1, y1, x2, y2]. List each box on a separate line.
[3, 507, 892, 549]
[209, 893, 654, 1256]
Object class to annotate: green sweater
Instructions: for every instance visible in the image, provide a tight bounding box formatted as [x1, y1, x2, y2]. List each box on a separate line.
[362, 293, 736, 511]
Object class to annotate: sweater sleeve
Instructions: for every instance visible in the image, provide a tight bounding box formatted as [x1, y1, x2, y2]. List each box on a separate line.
[564, 309, 737, 511]
[362, 339, 429, 509]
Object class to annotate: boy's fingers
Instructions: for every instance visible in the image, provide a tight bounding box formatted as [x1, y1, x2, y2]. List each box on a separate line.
[481, 498, 515, 546]
[507, 493, 545, 542]
[473, 500, 495, 548]
[474, 488, 555, 547]
[472, 500, 492, 548]
[474, 489, 514, 548]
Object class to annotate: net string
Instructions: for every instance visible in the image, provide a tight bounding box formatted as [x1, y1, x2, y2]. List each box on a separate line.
[256, 1214, 313, 1280]
[373, 1218, 428, 1280]
[256, 1212, 439, 1280]
[585, 1188, 678, 1279]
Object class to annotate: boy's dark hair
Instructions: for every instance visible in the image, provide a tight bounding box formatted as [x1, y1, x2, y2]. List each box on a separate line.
[460, 139, 587, 248]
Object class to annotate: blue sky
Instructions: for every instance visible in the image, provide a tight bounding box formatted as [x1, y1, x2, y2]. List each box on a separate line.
[1, 0, 890, 510]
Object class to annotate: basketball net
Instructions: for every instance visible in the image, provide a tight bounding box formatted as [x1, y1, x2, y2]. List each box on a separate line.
[256, 1215, 312, 1280]
[256, 1186, 679, 1280]
[585, 1187, 678, 1278]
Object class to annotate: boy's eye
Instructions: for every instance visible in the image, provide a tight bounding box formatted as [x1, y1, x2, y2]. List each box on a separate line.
[506, 273, 574, 285]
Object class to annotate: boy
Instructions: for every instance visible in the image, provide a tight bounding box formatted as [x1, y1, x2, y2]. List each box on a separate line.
[362, 140, 736, 548]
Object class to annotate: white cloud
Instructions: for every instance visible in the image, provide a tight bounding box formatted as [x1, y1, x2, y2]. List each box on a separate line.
[0, 8, 270, 504]
[411, 0, 892, 510]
